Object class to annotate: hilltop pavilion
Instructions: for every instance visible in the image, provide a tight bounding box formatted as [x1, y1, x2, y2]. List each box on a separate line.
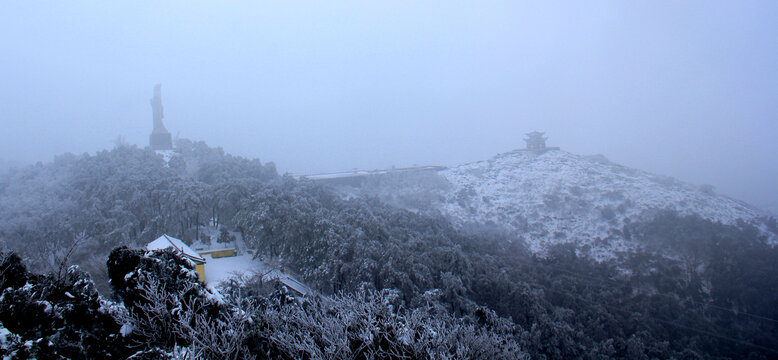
[523, 131, 559, 153]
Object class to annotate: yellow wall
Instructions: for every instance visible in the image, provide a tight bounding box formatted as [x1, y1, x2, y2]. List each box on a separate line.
[195, 263, 206, 282]
[199, 248, 236, 258]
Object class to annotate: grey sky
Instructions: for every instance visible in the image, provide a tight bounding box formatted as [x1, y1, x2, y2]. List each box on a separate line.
[1, 1, 777, 212]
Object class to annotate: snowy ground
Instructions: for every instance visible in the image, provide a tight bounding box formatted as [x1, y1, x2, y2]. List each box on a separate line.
[159, 223, 305, 294]
[203, 253, 266, 286]
[155, 149, 177, 165]
[202, 253, 312, 295]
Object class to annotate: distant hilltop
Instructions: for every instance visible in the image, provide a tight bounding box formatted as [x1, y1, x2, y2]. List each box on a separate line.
[301, 134, 776, 260]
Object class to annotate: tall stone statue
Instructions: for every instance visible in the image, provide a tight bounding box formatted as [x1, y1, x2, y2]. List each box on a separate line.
[149, 84, 173, 150]
[150, 84, 167, 132]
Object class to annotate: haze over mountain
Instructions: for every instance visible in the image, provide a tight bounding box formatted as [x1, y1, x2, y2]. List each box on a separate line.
[1, 1, 777, 214]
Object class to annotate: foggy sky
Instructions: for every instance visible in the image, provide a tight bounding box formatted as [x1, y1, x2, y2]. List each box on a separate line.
[1, 1, 777, 213]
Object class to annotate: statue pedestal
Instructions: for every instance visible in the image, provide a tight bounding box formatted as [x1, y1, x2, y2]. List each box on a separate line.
[150, 131, 173, 150]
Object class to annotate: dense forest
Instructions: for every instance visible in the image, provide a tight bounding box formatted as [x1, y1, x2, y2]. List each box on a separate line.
[1, 142, 777, 359]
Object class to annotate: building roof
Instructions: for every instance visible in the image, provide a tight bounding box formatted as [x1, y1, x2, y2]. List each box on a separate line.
[525, 131, 547, 140]
[279, 276, 312, 296]
[147, 234, 206, 263]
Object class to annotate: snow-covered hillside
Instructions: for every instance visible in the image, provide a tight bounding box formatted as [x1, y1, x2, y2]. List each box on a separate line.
[438, 149, 775, 259]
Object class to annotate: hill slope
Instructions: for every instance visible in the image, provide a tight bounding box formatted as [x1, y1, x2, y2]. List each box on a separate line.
[437, 149, 775, 259]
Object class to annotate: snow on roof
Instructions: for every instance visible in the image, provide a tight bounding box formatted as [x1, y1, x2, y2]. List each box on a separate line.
[147, 234, 206, 263]
[279, 276, 311, 296]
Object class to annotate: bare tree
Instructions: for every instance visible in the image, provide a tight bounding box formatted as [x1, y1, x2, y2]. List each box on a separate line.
[120, 273, 253, 359]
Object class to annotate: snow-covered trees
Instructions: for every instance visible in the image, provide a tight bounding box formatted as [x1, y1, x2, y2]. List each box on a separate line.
[3, 141, 778, 358]
[235, 287, 525, 359]
[0, 252, 132, 359]
[0, 247, 526, 359]
[233, 179, 778, 359]
[0, 142, 277, 279]
[217, 226, 235, 245]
